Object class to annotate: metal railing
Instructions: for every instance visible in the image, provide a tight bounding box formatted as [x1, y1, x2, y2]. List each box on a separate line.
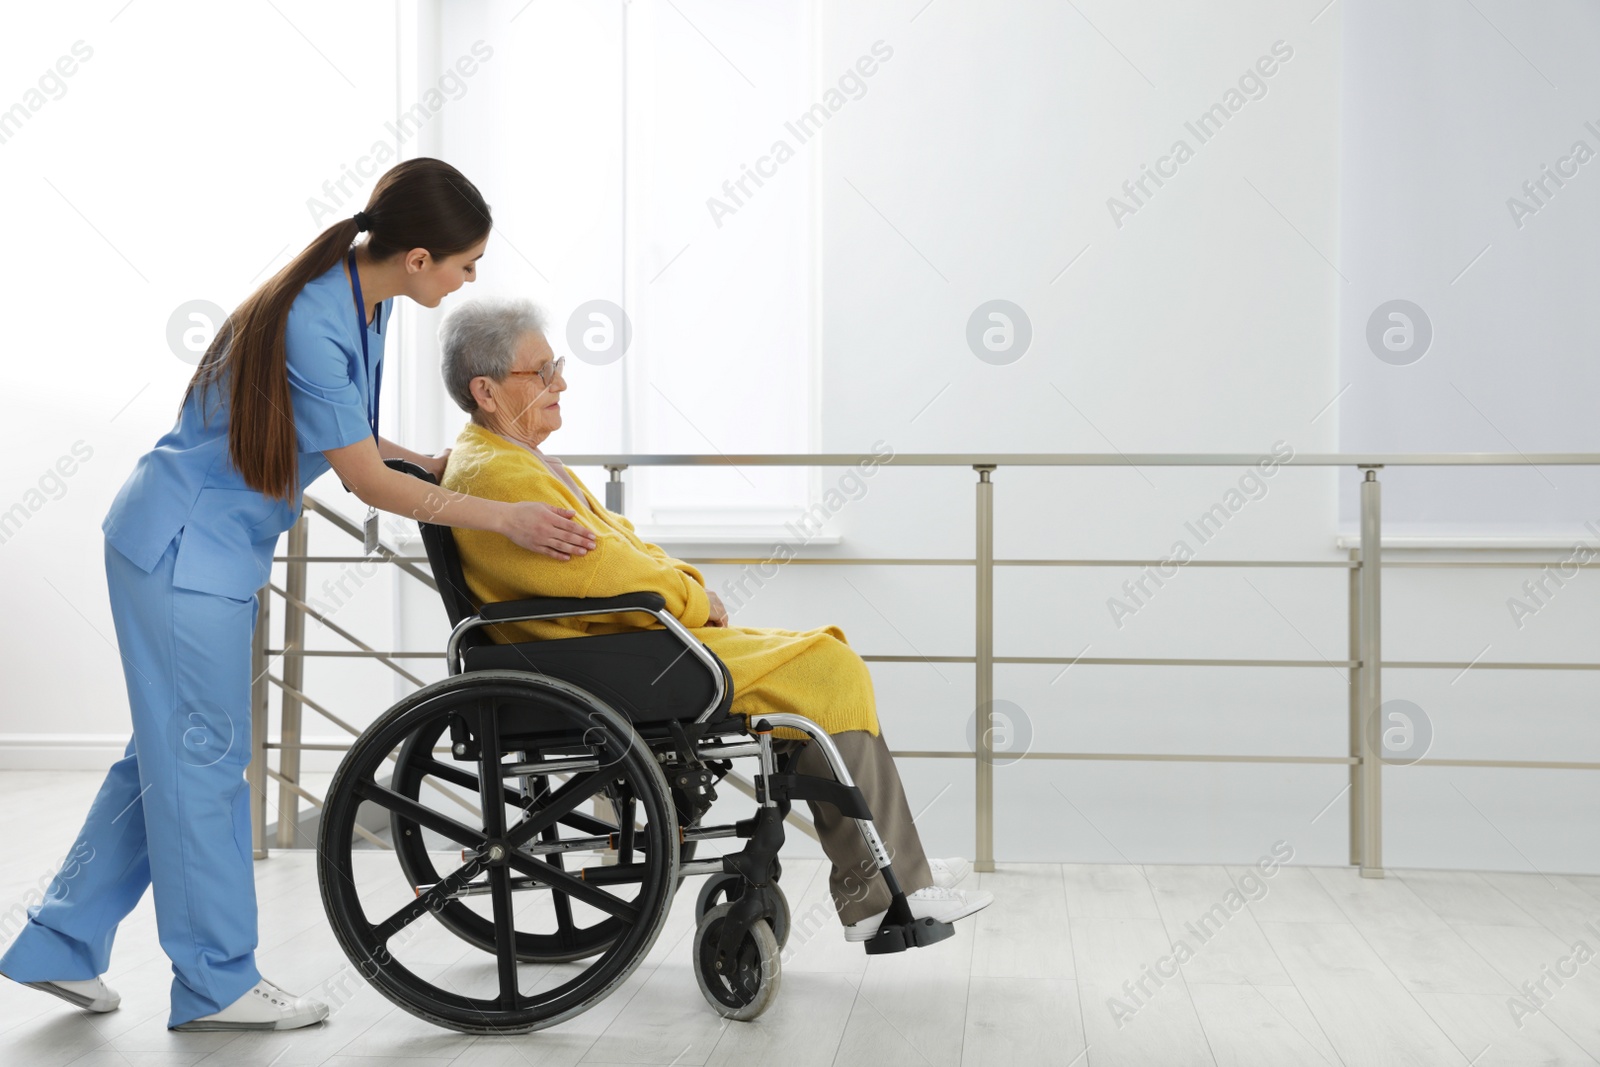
[249, 452, 1600, 878]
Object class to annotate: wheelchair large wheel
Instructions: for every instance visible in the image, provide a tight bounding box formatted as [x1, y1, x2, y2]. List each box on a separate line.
[319, 670, 679, 1034]
[389, 715, 692, 965]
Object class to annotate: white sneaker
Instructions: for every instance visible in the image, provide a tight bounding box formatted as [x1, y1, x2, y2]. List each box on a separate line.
[170, 979, 329, 1032]
[928, 857, 972, 889]
[844, 884, 995, 942]
[22, 976, 120, 1013]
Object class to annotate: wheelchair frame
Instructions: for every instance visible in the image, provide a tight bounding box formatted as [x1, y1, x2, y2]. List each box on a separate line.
[314, 460, 953, 1033]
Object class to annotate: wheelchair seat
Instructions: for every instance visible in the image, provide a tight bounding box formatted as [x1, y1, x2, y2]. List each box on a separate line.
[462, 633, 742, 734]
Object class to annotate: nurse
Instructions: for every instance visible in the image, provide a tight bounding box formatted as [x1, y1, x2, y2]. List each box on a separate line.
[0, 157, 597, 1032]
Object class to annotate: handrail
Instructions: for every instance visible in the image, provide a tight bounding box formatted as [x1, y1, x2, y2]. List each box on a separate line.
[300, 496, 438, 591]
[248, 452, 1600, 877]
[554, 451, 1600, 465]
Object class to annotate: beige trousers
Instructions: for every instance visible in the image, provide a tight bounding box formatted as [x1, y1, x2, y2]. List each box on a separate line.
[781, 729, 935, 926]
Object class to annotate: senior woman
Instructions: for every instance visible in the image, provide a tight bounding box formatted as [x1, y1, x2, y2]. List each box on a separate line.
[435, 297, 992, 940]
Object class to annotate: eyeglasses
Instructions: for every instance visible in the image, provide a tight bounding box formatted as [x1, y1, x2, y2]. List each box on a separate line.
[503, 356, 566, 388]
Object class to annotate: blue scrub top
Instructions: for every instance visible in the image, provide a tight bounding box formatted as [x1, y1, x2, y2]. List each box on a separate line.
[102, 258, 391, 601]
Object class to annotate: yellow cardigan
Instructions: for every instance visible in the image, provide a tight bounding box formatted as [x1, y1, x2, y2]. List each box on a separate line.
[441, 421, 879, 739]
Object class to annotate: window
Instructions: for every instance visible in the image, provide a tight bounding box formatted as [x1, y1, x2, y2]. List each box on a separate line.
[429, 0, 819, 538]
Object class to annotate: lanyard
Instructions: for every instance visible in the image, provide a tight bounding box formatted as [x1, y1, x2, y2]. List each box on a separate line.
[346, 249, 382, 442]
[347, 249, 385, 554]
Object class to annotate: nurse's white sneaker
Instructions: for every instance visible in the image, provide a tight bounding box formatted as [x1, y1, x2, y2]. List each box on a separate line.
[170, 978, 329, 1031]
[22, 976, 120, 1012]
[928, 857, 972, 888]
[843, 884, 994, 942]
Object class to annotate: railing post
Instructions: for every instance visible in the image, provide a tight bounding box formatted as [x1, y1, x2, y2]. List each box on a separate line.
[600, 465, 626, 844]
[249, 582, 271, 860]
[974, 465, 996, 874]
[1347, 547, 1361, 868]
[275, 516, 309, 849]
[1358, 468, 1384, 877]
[605, 464, 627, 513]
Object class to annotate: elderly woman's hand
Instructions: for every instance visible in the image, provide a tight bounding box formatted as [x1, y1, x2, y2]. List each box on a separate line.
[501, 501, 598, 561]
[706, 590, 729, 626]
[420, 448, 452, 481]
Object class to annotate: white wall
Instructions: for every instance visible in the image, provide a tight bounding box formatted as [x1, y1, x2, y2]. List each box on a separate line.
[766, 0, 1352, 867]
[5, 0, 1599, 875]
[1337, 0, 1600, 532]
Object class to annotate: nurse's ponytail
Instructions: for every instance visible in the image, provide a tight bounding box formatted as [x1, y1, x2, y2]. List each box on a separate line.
[181, 157, 493, 501]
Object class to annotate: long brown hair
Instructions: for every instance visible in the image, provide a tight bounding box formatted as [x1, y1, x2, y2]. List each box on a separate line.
[183, 157, 493, 501]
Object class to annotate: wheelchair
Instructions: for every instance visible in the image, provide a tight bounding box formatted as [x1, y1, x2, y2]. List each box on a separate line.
[315, 460, 953, 1034]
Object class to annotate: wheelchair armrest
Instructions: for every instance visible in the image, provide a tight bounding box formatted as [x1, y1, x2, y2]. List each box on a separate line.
[447, 588, 728, 724]
[479, 592, 667, 622]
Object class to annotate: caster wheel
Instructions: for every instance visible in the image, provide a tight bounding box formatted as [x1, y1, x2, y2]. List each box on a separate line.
[761, 883, 791, 950]
[693, 903, 781, 1021]
[694, 875, 789, 949]
[695, 872, 744, 923]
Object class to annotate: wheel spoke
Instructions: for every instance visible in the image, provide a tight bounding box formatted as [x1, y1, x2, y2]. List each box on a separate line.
[475, 702, 524, 1011]
[370, 855, 486, 944]
[417, 757, 526, 808]
[489, 865, 519, 1008]
[533, 776, 581, 952]
[504, 771, 607, 849]
[617, 794, 637, 864]
[354, 778, 487, 849]
[547, 808, 617, 836]
[506, 848, 641, 924]
[545, 851, 578, 951]
[417, 756, 477, 790]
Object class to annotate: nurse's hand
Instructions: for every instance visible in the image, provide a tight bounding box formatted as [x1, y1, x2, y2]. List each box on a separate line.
[503, 501, 598, 561]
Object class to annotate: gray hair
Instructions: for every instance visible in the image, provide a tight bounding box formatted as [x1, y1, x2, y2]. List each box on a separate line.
[438, 297, 550, 412]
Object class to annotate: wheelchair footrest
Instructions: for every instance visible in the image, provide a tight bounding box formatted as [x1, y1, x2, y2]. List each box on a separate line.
[861, 915, 955, 955]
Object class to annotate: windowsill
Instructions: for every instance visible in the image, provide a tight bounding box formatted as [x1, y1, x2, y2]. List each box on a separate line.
[385, 526, 842, 550]
[634, 526, 842, 548]
[1334, 534, 1596, 550]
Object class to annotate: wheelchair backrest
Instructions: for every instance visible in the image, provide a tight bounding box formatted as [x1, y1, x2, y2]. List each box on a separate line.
[383, 458, 482, 629]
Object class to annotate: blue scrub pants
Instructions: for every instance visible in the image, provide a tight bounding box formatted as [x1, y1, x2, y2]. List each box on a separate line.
[0, 532, 263, 1027]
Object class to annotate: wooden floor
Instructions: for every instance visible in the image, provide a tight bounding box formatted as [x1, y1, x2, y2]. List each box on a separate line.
[6, 772, 1600, 1065]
